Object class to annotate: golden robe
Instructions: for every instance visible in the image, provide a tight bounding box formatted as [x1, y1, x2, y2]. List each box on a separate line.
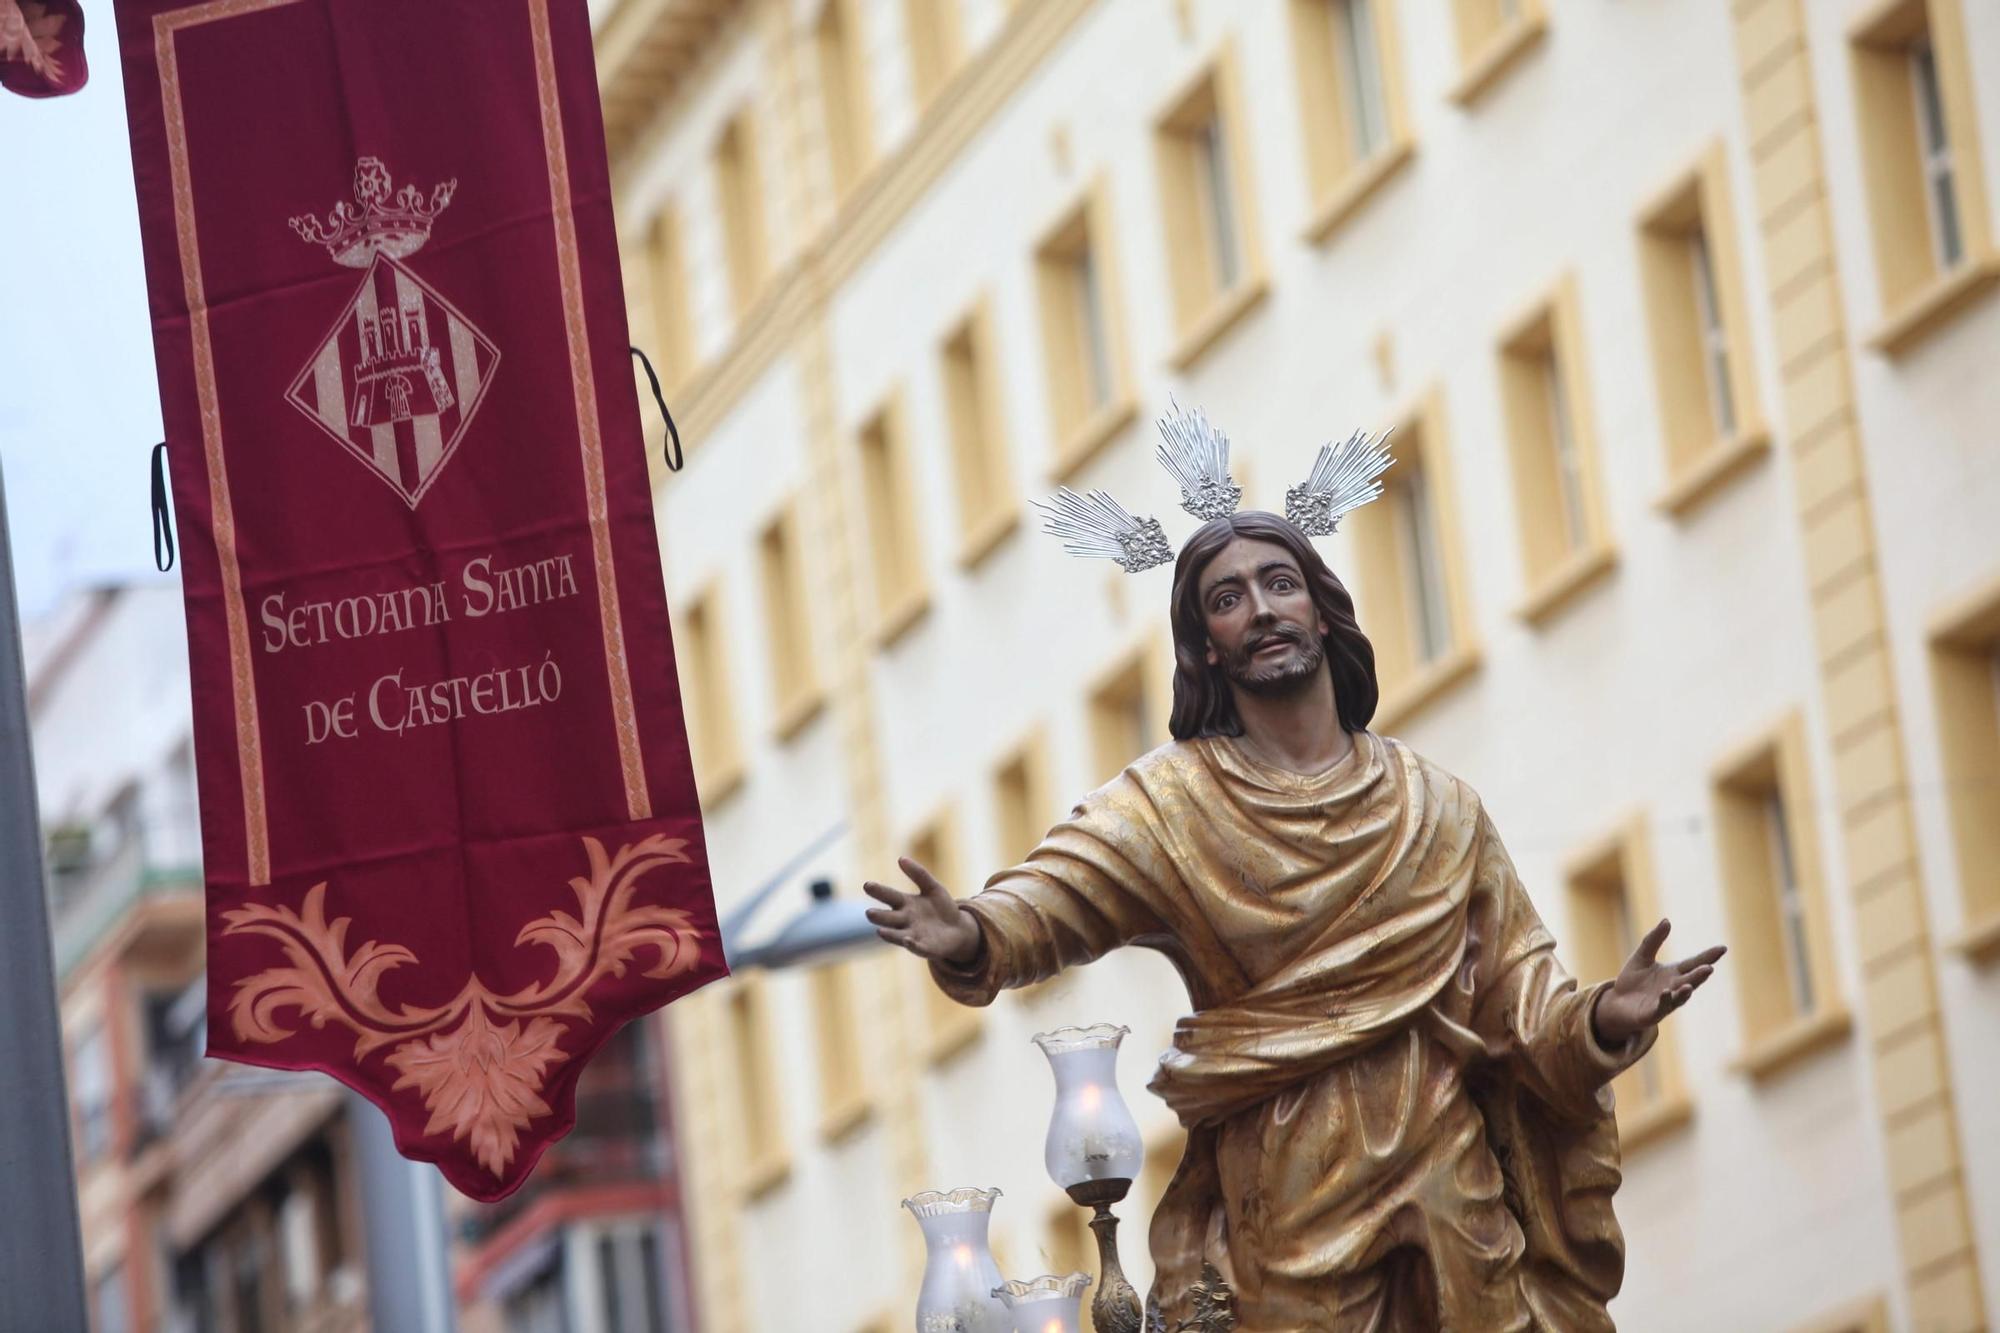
[932, 732, 1651, 1333]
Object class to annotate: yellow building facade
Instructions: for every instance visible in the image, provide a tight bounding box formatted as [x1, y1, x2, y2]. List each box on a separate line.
[598, 1, 2000, 1328]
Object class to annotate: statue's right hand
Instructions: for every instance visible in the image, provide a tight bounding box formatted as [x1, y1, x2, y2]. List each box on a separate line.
[864, 857, 983, 966]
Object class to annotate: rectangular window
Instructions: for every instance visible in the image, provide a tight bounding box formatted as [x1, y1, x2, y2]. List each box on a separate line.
[1712, 715, 1844, 1070]
[1346, 393, 1477, 726]
[856, 395, 930, 645]
[1637, 145, 1764, 512]
[1290, 0, 1413, 240]
[904, 0, 963, 109]
[1154, 53, 1262, 359]
[817, 0, 874, 200]
[1498, 279, 1613, 619]
[810, 962, 872, 1138]
[679, 586, 744, 802]
[595, 1222, 668, 1333]
[993, 732, 1053, 866]
[1562, 820, 1690, 1146]
[714, 111, 769, 319]
[728, 980, 788, 1193]
[1334, 1, 1390, 161]
[1035, 187, 1132, 477]
[1927, 576, 2000, 956]
[1089, 647, 1166, 786]
[910, 811, 982, 1061]
[941, 301, 1016, 565]
[647, 206, 696, 392]
[759, 504, 821, 736]
[72, 1024, 111, 1163]
[1849, 0, 1994, 350]
[1449, 0, 1546, 105]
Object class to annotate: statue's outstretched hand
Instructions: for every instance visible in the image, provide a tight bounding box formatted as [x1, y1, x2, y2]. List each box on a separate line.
[1592, 918, 1726, 1048]
[864, 857, 983, 966]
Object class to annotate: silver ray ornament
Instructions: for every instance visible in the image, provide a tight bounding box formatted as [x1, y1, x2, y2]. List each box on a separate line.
[1032, 488, 1176, 574]
[1284, 428, 1394, 536]
[1154, 399, 1243, 523]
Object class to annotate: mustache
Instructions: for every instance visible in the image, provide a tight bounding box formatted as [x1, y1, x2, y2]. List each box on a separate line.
[1243, 625, 1306, 654]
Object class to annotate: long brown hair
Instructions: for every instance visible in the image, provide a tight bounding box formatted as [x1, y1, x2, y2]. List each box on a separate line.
[1167, 511, 1378, 740]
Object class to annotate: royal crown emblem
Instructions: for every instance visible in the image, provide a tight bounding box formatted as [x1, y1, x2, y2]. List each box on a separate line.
[289, 155, 459, 268]
[284, 157, 498, 508]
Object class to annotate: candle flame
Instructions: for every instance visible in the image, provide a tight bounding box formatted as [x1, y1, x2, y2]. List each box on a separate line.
[1044, 1321, 1063, 1333]
[954, 1244, 973, 1269]
[1080, 1084, 1102, 1113]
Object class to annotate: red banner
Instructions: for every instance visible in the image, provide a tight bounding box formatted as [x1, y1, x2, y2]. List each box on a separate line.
[116, 0, 726, 1199]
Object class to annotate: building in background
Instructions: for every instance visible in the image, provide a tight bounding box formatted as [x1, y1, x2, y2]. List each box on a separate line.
[29, 583, 701, 1333]
[30, 583, 367, 1333]
[600, 1, 2000, 1330]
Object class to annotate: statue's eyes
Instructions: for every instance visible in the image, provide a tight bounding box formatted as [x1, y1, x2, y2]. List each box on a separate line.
[1270, 576, 1298, 593]
[1212, 591, 1239, 611]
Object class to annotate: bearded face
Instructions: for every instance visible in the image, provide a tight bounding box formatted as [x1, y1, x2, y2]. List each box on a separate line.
[1196, 536, 1331, 700]
[1219, 620, 1327, 697]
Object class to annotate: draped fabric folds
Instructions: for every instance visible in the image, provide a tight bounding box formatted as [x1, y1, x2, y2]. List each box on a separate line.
[934, 732, 1648, 1331]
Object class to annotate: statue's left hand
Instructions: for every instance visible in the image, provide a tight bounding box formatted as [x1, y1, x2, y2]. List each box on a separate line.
[1592, 918, 1726, 1048]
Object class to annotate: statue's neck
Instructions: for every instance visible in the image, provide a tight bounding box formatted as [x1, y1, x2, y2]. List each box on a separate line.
[1229, 672, 1352, 776]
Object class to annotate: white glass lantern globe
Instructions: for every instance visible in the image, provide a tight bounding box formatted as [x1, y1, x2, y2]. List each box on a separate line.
[1030, 1024, 1144, 1191]
[993, 1273, 1091, 1333]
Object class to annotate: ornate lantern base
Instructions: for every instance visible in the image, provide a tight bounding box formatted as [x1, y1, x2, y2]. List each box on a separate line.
[1064, 1179, 1236, 1333]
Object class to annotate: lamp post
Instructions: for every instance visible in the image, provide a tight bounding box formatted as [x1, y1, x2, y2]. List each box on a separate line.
[0, 459, 90, 1331]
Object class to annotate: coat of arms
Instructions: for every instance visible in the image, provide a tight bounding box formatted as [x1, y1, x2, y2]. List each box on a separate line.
[285, 157, 499, 507]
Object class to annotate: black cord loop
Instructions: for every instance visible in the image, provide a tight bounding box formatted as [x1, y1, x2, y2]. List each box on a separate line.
[630, 346, 683, 473]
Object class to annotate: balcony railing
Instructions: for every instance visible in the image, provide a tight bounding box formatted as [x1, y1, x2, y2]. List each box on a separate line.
[48, 816, 202, 979]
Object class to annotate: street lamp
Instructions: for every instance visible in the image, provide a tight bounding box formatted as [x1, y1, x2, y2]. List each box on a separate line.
[718, 822, 885, 974]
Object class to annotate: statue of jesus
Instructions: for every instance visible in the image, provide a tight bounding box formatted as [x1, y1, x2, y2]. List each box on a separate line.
[865, 508, 1724, 1332]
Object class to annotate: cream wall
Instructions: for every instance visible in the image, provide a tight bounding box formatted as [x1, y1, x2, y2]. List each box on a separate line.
[613, 2, 2000, 1329]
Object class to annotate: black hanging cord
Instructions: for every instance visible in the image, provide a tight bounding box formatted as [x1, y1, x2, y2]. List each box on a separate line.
[150, 441, 176, 573]
[630, 346, 683, 473]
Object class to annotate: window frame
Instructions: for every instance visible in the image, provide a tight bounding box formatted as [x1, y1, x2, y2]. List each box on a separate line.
[1290, 0, 1417, 244]
[1033, 180, 1137, 481]
[1848, 0, 1998, 356]
[727, 977, 791, 1197]
[1710, 713, 1852, 1079]
[713, 109, 771, 320]
[907, 805, 984, 1063]
[853, 390, 932, 648]
[940, 296, 1019, 569]
[758, 500, 825, 741]
[1926, 571, 2000, 962]
[809, 960, 875, 1142]
[645, 204, 697, 394]
[1447, 0, 1548, 108]
[904, 0, 964, 110]
[816, 0, 876, 203]
[1560, 815, 1693, 1150]
[677, 580, 745, 804]
[1347, 388, 1481, 731]
[1086, 638, 1172, 788]
[1152, 43, 1269, 370]
[1636, 142, 1771, 518]
[1496, 276, 1618, 626]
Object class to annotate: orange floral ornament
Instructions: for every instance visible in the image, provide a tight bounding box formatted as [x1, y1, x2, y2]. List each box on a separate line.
[0, 0, 85, 97]
[222, 835, 706, 1178]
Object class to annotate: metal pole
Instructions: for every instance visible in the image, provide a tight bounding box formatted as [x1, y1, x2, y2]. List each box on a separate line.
[348, 1089, 459, 1333]
[0, 458, 90, 1332]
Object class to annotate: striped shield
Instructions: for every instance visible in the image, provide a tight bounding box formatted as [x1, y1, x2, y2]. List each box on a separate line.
[285, 253, 500, 507]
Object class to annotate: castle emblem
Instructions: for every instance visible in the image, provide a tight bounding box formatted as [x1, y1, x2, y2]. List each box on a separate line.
[284, 157, 499, 508]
